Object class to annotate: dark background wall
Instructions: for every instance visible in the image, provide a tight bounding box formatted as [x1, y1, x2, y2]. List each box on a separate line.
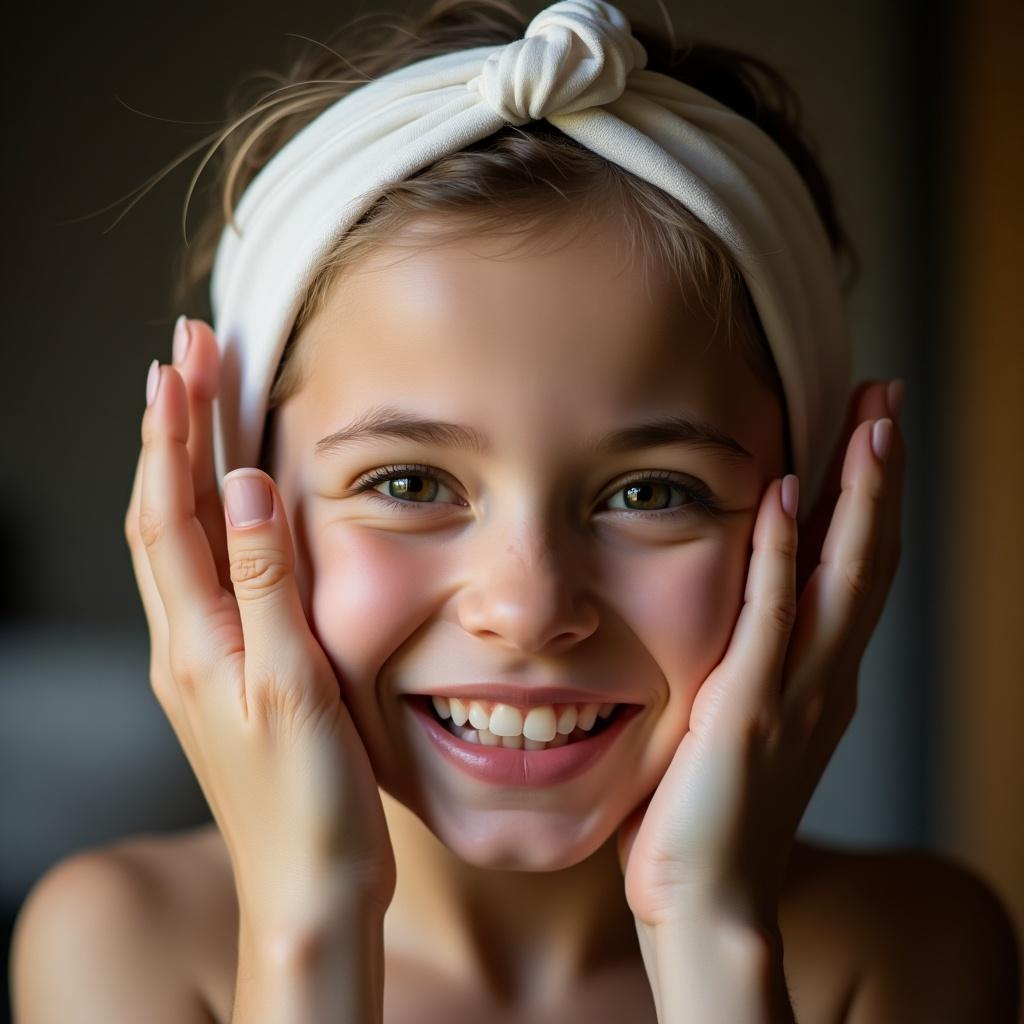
[3, 0, 986, 1019]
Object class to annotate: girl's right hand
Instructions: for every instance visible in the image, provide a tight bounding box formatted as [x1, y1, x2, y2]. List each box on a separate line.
[123, 317, 396, 941]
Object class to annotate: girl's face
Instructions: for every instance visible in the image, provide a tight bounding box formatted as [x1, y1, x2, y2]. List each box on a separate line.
[269, 216, 786, 871]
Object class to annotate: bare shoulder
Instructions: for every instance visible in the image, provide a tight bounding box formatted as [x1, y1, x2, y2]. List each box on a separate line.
[10, 823, 231, 1023]
[113, 823, 241, 1016]
[780, 837, 1021, 1022]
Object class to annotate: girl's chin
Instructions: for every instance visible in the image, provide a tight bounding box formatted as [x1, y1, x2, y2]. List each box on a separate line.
[417, 807, 621, 872]
[377, 776, 636, 872]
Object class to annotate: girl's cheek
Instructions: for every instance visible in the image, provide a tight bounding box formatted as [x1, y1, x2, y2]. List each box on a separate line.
[306, 530, 430, 696]
[625, 537, 749, 725]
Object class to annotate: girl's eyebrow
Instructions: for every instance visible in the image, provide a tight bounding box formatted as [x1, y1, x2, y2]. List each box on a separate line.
[314, 403, 753, 462]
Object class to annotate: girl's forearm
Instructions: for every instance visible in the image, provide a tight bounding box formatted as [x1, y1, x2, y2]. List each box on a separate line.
[637, 909, 797, 1024]
[232, 898, 386, 1024]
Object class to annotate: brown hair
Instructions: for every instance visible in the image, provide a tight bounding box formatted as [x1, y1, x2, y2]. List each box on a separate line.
[171, 0, 856, 474]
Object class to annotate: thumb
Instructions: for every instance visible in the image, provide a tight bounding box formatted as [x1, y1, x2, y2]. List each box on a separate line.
[222, 469, 321, 692]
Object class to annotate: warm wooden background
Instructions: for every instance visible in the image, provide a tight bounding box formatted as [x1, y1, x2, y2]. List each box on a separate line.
[946, 0, 1024, 1008]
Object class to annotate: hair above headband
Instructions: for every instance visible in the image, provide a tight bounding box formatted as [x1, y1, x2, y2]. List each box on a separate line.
[210, 0, 852, 522]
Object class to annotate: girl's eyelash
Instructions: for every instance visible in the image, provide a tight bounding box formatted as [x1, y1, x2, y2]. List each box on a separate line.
[350, 463, 724, 520]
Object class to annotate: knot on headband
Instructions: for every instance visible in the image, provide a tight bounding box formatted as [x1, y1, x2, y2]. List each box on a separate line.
[210, 0, 853, 522]
[466, 0, 647, 123]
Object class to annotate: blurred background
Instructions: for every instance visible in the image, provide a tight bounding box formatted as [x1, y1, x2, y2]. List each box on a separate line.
[2, 0, 1021, 1019]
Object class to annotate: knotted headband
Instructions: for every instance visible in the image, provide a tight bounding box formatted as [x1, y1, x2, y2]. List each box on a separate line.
[210, 0, 853, 522]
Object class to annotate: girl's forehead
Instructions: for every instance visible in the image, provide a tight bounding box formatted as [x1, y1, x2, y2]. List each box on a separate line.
[303, 228, 758, 404]
[286, 336, 779, 492]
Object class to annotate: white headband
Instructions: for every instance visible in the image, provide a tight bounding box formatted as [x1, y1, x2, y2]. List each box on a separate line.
[210, 0, 852, 521]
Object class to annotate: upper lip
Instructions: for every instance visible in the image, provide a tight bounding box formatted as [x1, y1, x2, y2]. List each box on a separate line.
[404, 684, 642, 706]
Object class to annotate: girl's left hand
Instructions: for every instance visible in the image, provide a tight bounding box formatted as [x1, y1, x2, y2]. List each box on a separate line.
[616, 378, 906, 930]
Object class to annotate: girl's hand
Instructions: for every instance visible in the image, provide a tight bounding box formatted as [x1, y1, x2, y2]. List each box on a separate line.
[123, 317, 396, 940]
[616, 379, 905, 930]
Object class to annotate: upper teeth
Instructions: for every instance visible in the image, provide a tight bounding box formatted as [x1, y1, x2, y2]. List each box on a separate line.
[429, 696, 618, 742]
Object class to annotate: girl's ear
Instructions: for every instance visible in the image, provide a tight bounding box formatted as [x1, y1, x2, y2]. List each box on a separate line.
[795, 380, 891, 598]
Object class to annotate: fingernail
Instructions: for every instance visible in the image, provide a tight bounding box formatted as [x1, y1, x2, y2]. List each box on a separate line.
[172, 315, 191, 366]
[225, 473, 273, 527]
[146, 358, 161, 407]
[872, 418, 893, 463]
[886, 378, 904, 424]
[780, 474, 799, 519]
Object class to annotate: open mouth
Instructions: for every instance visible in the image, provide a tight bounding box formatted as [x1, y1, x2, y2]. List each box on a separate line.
[407, 694, 629, 751]
[405, 693, 644, 787]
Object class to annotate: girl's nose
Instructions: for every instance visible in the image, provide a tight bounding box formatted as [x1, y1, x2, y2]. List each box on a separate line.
[454, 532, 599, 655]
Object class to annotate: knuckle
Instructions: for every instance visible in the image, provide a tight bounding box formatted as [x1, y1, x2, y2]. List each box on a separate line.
[763, 591, 797, 632]
[741, 706, 782, 750]
[141, 425, 162, 455]
[149, 667, 177, 709]
[799, 692, 827, 736]
[863, 472, 887, 503]
[246, 673, 306, 725]
[229, 549, 289, 596]
[167, 642, 204, 698]
[768, 534, 798, 561]
[844, 557, 876, 598]
[137, 507, 165, 550]
[148, 653, 178, 703]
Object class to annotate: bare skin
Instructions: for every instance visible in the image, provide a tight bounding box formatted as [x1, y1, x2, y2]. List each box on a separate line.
[12, 214, 1019, 1022]
[81, 821, 1017, 1023]
[132, 217, 1015, 1019]
[218, 212, 816, 1015]
[199, 218, 949, 1018]
[113, 822, 858, 1023]
[251, 213, 789, 1006]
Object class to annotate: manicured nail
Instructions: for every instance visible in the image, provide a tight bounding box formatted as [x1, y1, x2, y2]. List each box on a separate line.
[146, 359, 161, 407]
[780, 475, 799, 519]
[872, 418, 893, 463]
[172, 315, 191, 366]
[886, 378, 904, 424]
[225, 473, 273, 527]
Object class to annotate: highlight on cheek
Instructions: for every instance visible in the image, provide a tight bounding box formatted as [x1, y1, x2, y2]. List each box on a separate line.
[347, 462, 727, 521]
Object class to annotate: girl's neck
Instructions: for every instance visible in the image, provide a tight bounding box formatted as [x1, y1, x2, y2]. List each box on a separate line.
[378, 788, 641, 1001]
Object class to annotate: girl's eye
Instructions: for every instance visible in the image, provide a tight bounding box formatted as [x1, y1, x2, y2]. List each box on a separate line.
[352, 464, 464, 512]
[601, 471, 722, 519]
[350, 464, 722, 519]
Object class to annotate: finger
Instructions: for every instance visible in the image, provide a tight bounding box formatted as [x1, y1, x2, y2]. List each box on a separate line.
[140, 360, 230, 639]
[785, 417, 890, 698]
[125, 446, 168, 646]
[126, 445, 176, 703]
[172, 317, 231, 593]
[860, 385, 906, 634]
[127, 419, 193, 732]
[796, 379, 888, 597]
[715, 476, 799, 721]
[845, 428, 903, 655]
[222, 469, 331, 714]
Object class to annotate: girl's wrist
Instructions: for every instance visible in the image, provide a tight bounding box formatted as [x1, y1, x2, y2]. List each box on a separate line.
[236, 896, 387, 1024]
[235, 862, 392, 958]
[636, 909, 791, 1024]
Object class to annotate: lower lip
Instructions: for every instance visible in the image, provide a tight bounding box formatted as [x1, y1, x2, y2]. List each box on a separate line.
[406, 697, 642, 787]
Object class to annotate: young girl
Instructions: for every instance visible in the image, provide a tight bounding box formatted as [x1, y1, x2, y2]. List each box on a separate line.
[12, 0, 1019, 1020]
